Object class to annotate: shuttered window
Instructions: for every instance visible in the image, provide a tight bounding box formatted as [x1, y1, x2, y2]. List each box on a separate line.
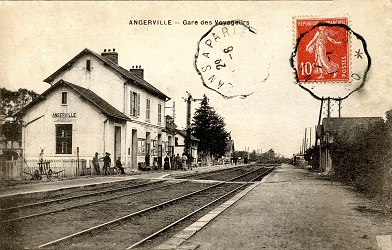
[146, 99, 151, 121]
[130, 91, 140, 117]
[158, 103, 162, 124]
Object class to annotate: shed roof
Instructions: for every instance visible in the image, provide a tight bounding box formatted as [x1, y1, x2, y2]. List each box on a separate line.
[322, 117, 383, 134]
[176, 129, 200, 141]
[19, 79, 130, 121]
[43, 48, 170, 100]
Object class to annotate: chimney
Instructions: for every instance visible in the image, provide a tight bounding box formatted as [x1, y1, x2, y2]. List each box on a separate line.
[101, 48, 118, 64]
[130, 65, 144, 79]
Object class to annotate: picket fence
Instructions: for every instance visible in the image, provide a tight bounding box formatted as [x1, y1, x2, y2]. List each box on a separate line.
[0, 158, 91, 180]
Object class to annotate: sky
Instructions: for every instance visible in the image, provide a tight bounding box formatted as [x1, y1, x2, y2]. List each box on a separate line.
[1, 0, 391, 157]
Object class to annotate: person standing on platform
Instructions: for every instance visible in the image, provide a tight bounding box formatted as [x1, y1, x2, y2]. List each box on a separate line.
[92, 152, 101, 175]
[102, 152, 111, 175]
[188, 155, 193, 170]
[38, 149, 45, 173]
[181, 153, 188, 171]
[164, 155, 170, 170]
[175, 154, 181, 170]
[145, 153, 150, 167]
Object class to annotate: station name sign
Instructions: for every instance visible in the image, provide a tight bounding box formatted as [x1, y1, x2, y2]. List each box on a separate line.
[52, 112, 77, 118]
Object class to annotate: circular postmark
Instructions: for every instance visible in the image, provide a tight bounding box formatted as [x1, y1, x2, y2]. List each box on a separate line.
[194, 20, 269, 99]
[290, 17, 370, 100]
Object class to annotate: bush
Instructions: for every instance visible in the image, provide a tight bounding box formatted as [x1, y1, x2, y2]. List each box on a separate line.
[330, 119, 390, 197]
[0, 150, 19, 161]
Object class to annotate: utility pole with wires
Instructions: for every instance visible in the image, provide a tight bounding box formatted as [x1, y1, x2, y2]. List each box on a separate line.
[338, 99, 342, 118]
[182, 92, 203, 157]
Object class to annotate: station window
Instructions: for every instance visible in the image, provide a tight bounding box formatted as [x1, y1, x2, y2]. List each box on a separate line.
[130, 91, 140, 117]
[138, 138, 145, 155]
[158, 103, 162, 124]
[56, 124, 72, 154]
[146, 99, 151, 121]
[86, 60, 91, 71]
[61, 92, 68, 105]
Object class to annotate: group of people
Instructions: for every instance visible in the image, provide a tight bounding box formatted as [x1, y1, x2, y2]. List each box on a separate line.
[168, 153, 192, 170]
[92, 152, 125, 175]
[162, 153, 190, 170]
[92, 151, 194, 175]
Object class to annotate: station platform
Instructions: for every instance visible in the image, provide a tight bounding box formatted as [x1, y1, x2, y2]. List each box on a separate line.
[0, 164, 237, 198]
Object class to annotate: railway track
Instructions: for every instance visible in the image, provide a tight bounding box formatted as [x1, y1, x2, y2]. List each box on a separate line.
[178, 164, 277, 181]
[48, 182, 247, 249]
[0, 180, 176, 223]
[0, 179, 153, 209]
[0, 181, 213, 249]
[0, 165, 276, 249]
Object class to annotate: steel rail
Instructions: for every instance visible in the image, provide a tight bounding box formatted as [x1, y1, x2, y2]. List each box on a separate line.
[127, 167, 275, 249]
[37, 167, 275, 249]
[2, 181, 179, 223]
[0, 180, 165, 212]
[126, 181, 251, 248]
[37, 180, 240, 248]
[178, 165, 246, 179]
[249, 167, 276, 182]
[227, 166, 267, 182]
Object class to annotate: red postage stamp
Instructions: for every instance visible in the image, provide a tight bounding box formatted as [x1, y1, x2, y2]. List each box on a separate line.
[295, 17, 349, 83]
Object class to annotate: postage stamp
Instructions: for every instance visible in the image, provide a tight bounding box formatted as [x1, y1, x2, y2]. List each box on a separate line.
[295, 17, 349, 83]
[291, 17, 370, 100]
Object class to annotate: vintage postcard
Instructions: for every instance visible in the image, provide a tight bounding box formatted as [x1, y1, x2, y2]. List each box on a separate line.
[0, 0, 391, 249]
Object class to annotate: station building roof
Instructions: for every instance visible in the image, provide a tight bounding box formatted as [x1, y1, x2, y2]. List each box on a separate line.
[19, 79, 130, 122]
[43, 48, 170, 101]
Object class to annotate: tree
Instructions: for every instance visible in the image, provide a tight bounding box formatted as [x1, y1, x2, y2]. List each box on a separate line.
[248, 150, 257, 161]
[0, 88, 39, 120]
[191, 95, 229, 157]
[234, 150, 249, 159]
[0, 88, 39, 144]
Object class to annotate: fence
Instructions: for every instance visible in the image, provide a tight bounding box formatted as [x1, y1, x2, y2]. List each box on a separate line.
[1, 159, 24, 180]
[0, 158, 88, 180]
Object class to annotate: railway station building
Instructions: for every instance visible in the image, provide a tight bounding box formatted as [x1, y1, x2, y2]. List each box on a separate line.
[20, 48, 170, 172]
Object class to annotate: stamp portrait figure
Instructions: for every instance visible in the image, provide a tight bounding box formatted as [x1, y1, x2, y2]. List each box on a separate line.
[305, 26, 342, 78]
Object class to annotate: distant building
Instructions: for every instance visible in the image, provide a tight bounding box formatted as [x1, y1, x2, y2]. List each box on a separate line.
[224, 140, 235, 158]
[224, 135, 235, 163]
[173, 130, 199, 162]
[165, 115, 199, 165]
[318, 117, 383, 173]
[19, 48, 170, 171]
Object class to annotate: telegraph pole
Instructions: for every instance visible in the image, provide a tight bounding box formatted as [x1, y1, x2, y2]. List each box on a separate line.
[338, 99, 342, 118]
[327, 98, 331, 118]
[183, 92, 203, 157]
[186, 94, 192, 156]
[304, 128, 307, 150]
[165, 101, 176, 122]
